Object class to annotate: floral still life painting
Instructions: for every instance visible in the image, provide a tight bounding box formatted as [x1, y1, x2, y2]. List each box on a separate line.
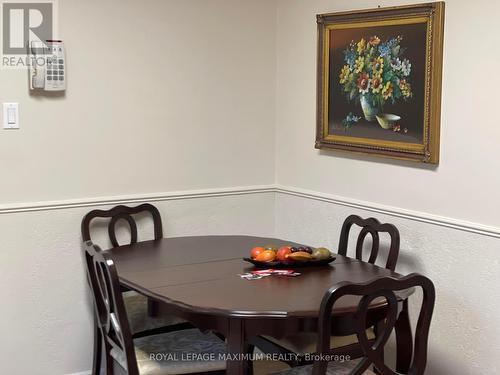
[315, 3, 444, 163]
[340, 35, 413, 125]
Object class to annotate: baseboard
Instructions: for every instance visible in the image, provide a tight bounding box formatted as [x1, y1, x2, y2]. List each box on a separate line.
[275, 185, 500, 239]
[65, 371, 90, 375]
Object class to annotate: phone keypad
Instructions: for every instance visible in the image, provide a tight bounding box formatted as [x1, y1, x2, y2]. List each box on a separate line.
[46, 57, 64, 82]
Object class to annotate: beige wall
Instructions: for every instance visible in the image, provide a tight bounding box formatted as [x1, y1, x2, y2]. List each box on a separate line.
[275, 0, 500, 228]
[275, 1, 500, 374]
[0, 0, 277, 204]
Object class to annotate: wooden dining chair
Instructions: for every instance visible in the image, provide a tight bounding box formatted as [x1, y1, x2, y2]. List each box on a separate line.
[338, 214, 406, 368]
[270, 273, 435, 375]
[81, 204, 192, 375]
[338, 215, 400, 272]
[251, 215, 401, 367]
[81, 203, 164, 248]
[84, 240, 227, 375]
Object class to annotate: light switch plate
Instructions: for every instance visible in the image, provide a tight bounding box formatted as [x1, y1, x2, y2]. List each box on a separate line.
[3, 103, 19, 129]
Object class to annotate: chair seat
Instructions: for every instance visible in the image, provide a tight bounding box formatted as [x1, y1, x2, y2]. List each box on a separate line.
[124, 291, 187, 334]
[262, 328, 375, 355]
[270, 358, 376, 375]
[111, 328, 227, 375]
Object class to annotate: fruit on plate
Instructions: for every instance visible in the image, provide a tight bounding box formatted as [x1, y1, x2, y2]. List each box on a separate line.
[286, 251, 313, 262]
[264, 245, 279, 252]
[303, 246, 313, 254]
[255, 250, 277, 262]
[312, 247, 331, 260]
[291, 246, 313, 254]
[276, 246, 292, 262]
[250, 246, 266, 259]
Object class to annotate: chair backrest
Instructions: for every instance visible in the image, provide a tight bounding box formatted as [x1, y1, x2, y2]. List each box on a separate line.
[84, 240, 140, 375]
[338, 215, 400, 271]
[313, 273, 435, 375]
[81, 203, 163, 247]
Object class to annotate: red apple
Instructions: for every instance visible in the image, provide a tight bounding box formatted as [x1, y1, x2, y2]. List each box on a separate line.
[276, 246, 292, 262]
[250, 246, 265, 259]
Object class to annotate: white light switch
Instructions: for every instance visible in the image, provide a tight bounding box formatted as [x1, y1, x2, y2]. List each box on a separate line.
[3, 103, 19, 129]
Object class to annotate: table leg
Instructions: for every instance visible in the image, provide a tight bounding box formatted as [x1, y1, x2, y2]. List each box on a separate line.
[395, 299, 413, 373]
[227, 318, 249, 375]
[147, 298, 159, 317]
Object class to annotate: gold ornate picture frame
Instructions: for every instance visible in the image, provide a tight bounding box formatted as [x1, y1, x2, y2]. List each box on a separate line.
[315, 2, 444, 163]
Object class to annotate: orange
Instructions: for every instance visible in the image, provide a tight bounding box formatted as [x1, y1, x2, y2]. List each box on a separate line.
[255, 250, 276, 262]
[250, 246, 266, 259]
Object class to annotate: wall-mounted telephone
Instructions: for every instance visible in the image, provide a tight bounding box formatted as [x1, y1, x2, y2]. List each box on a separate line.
[29, 40, 66, 91]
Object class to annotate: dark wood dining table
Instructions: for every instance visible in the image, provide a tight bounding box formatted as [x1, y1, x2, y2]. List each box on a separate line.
[108, 235, 413, 375]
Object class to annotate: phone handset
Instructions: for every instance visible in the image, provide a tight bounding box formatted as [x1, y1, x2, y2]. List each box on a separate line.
[30, 41, 46, 89]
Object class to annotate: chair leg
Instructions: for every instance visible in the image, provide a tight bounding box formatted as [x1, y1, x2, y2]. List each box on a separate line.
[92, 315, 102, 375]
[395, 299, 413, 373]
[373, 321, 385, 375]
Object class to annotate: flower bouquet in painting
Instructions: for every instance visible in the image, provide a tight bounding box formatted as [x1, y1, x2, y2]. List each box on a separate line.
[339, 35, 413, 130]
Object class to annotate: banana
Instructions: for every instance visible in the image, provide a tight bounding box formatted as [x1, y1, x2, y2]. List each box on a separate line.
[286, 251, 313, 261]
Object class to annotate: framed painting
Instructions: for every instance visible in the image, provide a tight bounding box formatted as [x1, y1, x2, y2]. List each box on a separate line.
[315, 2, 445, 163]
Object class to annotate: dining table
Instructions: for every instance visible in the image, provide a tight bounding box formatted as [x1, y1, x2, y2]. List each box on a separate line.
[108, 235, 413, 375]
